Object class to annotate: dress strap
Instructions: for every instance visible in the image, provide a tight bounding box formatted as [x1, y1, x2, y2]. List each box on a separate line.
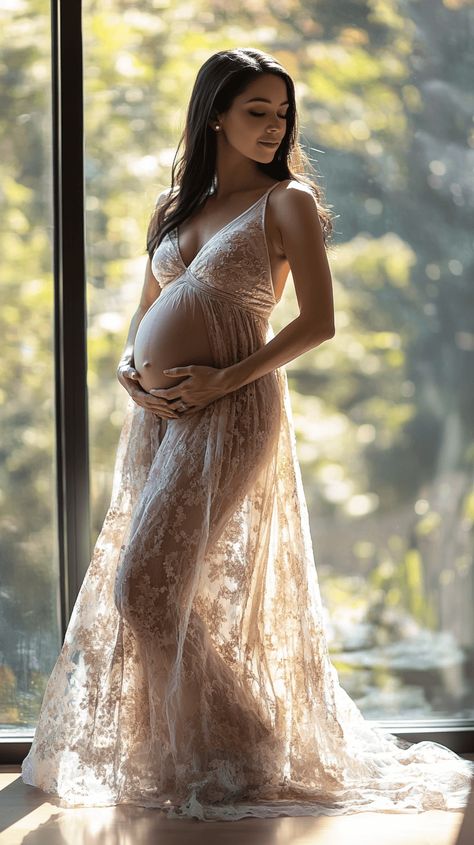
[266, 180, 285, 198]
[260, 179, 290, 228]
[261, 178, 292, 208]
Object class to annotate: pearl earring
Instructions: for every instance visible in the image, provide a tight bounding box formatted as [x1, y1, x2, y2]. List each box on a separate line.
[215, 125, 220, 130]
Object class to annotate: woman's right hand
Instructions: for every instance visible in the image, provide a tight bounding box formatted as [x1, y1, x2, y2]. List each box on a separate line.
[116, 360, 179, 419]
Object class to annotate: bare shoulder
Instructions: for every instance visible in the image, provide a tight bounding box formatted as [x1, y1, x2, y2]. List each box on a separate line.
[270, 178, 318, 220]
[266, 179, 322, 259]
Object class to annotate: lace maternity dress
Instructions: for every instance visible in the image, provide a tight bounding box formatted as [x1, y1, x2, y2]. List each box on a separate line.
[21, 182, 474, 821]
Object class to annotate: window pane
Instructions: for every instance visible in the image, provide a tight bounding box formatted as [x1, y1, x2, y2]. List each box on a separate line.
[0, 2, 60, 736]
[84, 2, 474, 723]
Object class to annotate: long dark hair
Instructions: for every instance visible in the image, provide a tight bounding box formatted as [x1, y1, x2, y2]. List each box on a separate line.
[146, 47, 334, 259]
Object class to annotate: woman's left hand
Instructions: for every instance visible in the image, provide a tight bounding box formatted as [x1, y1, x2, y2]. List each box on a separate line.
[149, 365, 229, 416]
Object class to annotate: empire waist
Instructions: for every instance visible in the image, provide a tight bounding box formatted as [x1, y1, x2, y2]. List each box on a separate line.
[162, 270, 276, 320]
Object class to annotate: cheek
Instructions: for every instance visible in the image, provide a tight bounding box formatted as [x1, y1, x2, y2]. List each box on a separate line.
[228, 115, 259, 146]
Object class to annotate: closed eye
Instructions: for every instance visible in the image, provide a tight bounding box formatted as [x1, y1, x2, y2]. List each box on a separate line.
[249, 111, 288, 119]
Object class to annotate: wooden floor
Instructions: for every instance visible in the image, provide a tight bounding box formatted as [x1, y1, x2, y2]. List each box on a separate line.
[1, 764, 473, 845]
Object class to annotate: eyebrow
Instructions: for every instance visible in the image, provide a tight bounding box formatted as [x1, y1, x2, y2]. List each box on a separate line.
[243, 97, 289, 105]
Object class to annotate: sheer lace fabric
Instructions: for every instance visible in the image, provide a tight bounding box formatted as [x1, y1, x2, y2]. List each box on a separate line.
[22, 182, 474, 821]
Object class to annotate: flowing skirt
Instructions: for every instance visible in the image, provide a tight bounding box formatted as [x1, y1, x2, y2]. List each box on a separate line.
[21, 287, 474, 821]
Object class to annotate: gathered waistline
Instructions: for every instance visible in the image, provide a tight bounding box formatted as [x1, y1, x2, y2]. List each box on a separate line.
[162, 269, 274, 320]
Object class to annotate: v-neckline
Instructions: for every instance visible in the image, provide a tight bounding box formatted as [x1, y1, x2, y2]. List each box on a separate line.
[169, 185, 276, 270]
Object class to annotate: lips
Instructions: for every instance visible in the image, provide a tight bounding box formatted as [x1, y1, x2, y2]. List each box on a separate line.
[258, 140, 279, 146]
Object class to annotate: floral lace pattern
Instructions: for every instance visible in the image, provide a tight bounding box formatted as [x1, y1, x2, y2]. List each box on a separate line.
[22, 183, 474, 821]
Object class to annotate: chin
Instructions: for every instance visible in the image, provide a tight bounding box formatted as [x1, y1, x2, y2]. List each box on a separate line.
[254, 146, 277, 159]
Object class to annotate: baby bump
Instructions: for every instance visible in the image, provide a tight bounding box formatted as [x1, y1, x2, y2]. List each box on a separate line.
[133, 283, 215, 392]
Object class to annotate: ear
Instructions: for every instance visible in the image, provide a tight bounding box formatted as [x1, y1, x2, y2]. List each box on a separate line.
[208, 111, 222, 132]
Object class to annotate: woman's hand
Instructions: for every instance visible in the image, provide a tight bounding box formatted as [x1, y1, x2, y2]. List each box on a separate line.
[116, 360, 180, 419]
[149, 364, 229, 416]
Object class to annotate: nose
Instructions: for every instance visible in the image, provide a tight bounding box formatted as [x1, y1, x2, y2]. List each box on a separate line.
[264, 113, 280, 132]
[265, 125, 280, 138]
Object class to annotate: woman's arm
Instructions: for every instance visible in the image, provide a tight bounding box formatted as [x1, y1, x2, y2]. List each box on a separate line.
[221, 183, 335, 394]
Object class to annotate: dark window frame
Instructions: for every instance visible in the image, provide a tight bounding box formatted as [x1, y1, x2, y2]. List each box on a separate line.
[1, 0, 473, 766]
[52, 0, 91, 635]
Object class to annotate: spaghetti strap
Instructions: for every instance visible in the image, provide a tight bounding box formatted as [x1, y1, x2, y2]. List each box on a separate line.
[264, 178, 291, 201]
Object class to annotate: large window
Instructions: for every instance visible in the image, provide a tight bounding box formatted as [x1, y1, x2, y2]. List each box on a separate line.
[1, 0, 473, 753]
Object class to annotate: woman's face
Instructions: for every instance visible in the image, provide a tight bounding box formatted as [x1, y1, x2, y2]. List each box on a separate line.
[213, 73, 289, 162]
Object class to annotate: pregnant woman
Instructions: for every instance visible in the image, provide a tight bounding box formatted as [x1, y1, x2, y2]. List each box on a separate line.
[22, 47, 473, 821]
